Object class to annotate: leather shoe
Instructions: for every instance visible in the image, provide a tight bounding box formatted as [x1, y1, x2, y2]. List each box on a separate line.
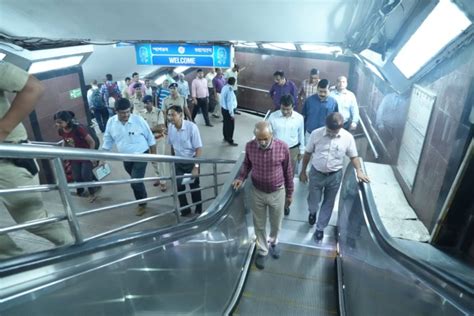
[308, 213, 316, 225]
[255, 254, 266, 269]
[206, 124, 214, 127]
[229, 142, 238, 147]
[284, 207, 290, 216]
[314, 230, 324, 242]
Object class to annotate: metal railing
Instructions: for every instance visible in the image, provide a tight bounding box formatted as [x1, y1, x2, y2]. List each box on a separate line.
[0, 143, 236, 250]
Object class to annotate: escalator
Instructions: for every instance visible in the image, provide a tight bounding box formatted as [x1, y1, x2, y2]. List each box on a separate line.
[1, 161, 473, 315]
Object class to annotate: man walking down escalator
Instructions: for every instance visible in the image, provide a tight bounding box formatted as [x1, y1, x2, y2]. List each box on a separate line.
[232, 121, 294, 270]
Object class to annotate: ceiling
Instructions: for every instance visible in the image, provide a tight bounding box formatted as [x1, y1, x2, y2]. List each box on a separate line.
[1, 0, 472, 86]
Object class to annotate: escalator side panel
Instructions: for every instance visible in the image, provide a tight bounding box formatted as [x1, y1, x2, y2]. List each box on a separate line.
[338, 169, 465, 316]
[1, 193, 251, 315]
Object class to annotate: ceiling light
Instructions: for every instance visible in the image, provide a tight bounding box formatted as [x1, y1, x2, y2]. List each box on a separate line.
[300, 44, 342, 55]
[261, 43, 296, 51]
[174, 66, 189, 74]
[154, 75, 167, 85]
[393, 0, 471, 78]
[29, 55, 84, 74]
[0, 52, 6, 60]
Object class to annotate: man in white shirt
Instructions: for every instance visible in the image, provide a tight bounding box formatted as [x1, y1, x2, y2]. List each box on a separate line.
[268, 95, 304, 215]
[102, 98, 156, 216]
[299, 112, 369, 242]
[205, 68, 217, 113]
[330, 76, 359, 131]
[225, 64, 245, 114]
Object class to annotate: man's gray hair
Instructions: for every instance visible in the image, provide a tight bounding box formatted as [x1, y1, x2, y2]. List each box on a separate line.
[254, 121, 272, 135]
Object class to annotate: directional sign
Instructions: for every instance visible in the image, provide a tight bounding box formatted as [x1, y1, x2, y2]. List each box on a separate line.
[135, 44, 232, 68]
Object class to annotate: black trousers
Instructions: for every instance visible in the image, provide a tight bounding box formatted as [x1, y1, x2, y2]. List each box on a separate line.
[123, 161, 148, 206]
[222, 108, 235, 143]
[93, 107, 109, 133]
[192, 97, 211, 125]
[208, 88, 216, 112]
[176, 163, 202, 213]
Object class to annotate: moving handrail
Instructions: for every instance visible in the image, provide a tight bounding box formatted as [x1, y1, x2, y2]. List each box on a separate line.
[358, 114, 379, 159]
[338, 159, 474, 314]
[0, 143, 236, 262]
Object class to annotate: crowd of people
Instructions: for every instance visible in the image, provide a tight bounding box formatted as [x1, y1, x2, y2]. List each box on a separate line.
[1, 60, 369, 265]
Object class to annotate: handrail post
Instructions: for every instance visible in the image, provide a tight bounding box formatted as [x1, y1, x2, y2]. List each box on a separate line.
[170, 162, 181, 223]
[52, 157, 83, 243]
[213, 163, 218, 198]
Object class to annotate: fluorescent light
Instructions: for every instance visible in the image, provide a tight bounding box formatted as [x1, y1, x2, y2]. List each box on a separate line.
[0, 52, 5, 60]
[261, 43, 296, 50]
[29, 55, 83, 74]
[154, 75, 167, 85]
[173, 66, 189, 74]
[393, 0, 471, 78]
[300, 44, 342, 55]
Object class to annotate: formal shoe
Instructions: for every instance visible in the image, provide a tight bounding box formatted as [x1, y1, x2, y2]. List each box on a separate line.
[229, 142, 238, 147]
[206, 124, 214, 127]
[313, 230, 324, 242]
[153, 181, 160, 187]
[284, 207, 290, 216]
[136, 205, 147, 216]
[180, 208, 191, 216]
[159, 183, 167, 192]
[212, 114, 220, 118]
[255, 254, 267, 269]
[195, 207, 202, 214]
[235, 110, 242, 115]
[269, 243, 281, 259]
[308, 213, 316, 225]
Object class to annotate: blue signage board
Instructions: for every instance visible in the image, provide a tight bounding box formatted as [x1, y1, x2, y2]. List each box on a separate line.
[135, 44, 232, 68]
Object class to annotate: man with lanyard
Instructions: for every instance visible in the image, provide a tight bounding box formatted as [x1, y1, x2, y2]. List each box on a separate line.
[268, 95, 304, 215]
[167, 105, 204, 216]
[299, 112, 369, 242]
[102, 98, 156, 216]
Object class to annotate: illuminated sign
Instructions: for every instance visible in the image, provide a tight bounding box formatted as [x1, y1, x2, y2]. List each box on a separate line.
[135, 44, 232, 68]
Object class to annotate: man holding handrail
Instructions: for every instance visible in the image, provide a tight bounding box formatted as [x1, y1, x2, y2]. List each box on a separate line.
[299, 112, 369, 243]
[0, 61, 73, 259]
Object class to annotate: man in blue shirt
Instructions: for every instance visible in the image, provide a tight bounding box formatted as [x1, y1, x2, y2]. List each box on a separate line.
[102, 98, 156, 216]
[167, 105, 204, 216]
[302, 79, 338, 145]
[220, 77, 238, 146]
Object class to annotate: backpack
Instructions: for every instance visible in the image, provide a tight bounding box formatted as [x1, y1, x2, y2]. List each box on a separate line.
[73, 123, 100, 150]
[91, 89, 105, 108]
[106, 82, 121, 101]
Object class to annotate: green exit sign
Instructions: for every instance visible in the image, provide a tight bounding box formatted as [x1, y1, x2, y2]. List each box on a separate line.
[69, 88, 82, 99]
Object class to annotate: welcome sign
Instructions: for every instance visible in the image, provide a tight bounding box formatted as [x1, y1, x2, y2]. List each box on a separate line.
[135, 44, 232, 68]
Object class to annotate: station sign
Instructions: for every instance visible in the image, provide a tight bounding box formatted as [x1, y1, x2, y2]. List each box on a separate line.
[135, 44, 232, 68]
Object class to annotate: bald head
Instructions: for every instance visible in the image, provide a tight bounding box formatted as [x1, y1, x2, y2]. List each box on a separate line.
[254, 121, 273, 149]
[336, 76, 348, 91]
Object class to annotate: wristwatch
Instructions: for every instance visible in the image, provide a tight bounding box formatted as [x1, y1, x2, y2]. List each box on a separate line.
[194, 163, 200, 168]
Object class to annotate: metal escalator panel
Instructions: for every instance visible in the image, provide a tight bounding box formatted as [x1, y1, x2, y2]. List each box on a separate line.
[234, 243, 337, 316]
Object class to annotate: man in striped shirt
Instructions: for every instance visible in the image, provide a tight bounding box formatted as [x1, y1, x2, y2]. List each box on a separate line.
[233, 121, 293, 270]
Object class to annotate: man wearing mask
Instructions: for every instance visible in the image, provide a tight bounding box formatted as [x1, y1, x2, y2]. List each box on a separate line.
[232, 121, 293, 270]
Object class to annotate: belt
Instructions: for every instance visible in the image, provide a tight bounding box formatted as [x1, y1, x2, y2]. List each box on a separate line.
[289, 143, 300, 149]
[315, 169, 341, 176]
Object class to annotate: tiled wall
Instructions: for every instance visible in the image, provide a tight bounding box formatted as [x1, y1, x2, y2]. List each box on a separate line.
[234, 50, 352, 113]
[354, 42, 473, 231]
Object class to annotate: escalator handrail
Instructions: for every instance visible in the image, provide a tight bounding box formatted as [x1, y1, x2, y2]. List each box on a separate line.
[355, 159, 474, 312]
[0, 154, 245, 277]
